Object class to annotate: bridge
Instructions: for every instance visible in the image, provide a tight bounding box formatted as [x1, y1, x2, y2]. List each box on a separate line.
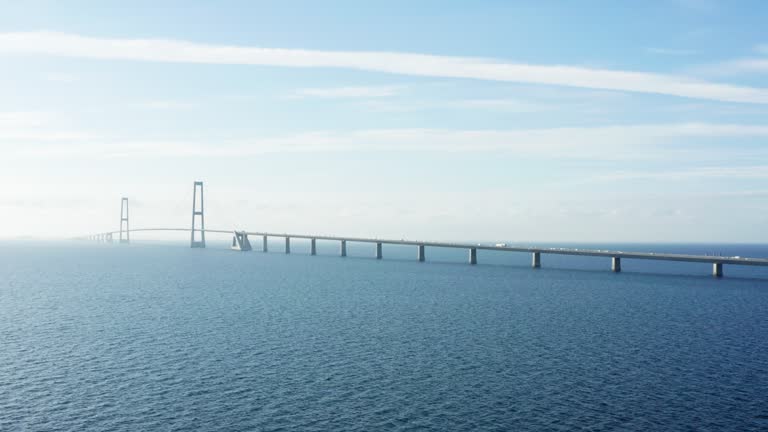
[81, 181, 768, 278]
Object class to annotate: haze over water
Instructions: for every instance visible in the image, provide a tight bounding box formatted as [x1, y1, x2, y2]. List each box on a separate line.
[2, 241, 767, 431]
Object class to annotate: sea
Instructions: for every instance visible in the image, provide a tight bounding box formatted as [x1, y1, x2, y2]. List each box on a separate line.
[1, 239, 767, 431]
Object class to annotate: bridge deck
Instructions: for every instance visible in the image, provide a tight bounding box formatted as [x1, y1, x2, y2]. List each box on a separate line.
[83, 228, 768, 267]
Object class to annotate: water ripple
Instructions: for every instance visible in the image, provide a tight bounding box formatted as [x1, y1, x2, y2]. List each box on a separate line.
[1, 243, 767, 431]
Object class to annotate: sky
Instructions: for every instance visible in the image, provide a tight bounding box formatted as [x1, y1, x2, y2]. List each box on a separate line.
[1, 0, 768, 243]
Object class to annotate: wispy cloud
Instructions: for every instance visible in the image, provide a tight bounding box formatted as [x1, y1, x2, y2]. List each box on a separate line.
[132, 100, 199, 110]
[709, 189, 768, 198]
[0, 111, 48, 128]
[360, 98, 550, 113]
[698, 58, 768, 75]
[732, 58, 768, 71]
[594, 166, 768, 181]
[43, 72, 78, 83]
[689, 44, 768, 76]
[0, 111, 98, 141]
[449, 98, 550, 111]
[289, 85, 401, 99]
[0, 130, 99, 141]
[5, 123, 768, 161]
[1, 32, 767, 104]
[645, 47, 698, 56]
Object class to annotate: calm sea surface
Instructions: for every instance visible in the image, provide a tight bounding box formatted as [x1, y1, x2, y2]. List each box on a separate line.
[1, 240, 767, 431]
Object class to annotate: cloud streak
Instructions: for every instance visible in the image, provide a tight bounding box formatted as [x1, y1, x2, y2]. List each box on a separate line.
[702, 58, 768, 75]
[595, 166, 768, 181]
[290, 85, 400, 99]
[5, 123, 768, 161]
[132, 100, 199, 110]
[645, 47, 698, 56]
[729, 58, 768, 72]
[1, 31, 768, 104]
[360, 98, 550, 113]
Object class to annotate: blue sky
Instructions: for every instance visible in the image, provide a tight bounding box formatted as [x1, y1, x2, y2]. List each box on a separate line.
[1, 0, 768, 242]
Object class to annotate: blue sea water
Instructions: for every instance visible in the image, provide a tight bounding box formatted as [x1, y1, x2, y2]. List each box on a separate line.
[1, 240, 767, 431]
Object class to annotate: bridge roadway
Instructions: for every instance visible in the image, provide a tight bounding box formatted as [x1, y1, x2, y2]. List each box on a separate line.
[82, 227, 768, 276]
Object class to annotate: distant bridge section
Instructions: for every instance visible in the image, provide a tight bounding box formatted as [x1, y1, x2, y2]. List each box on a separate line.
[78, 181, 768, 279]
[81, 227, 768, 278]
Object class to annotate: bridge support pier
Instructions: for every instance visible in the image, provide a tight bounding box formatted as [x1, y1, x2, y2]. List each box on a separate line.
[310, 238, 317, 255]
[612, 257, 621, 273]
[231, 231, 252, 251]
[418, 244, 425, 262]
[532, 252, 541, 268]
[376, 242, 382, 259]
[713, 262, 723, 278]
[469, 248, 477, 265]
[285, 237, 291, 254]
[340, 240, 347, 257]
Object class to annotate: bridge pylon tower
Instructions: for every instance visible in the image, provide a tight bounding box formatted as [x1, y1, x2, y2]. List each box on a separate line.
[119, 197, 129, 244]
[191, 181, 206, 248]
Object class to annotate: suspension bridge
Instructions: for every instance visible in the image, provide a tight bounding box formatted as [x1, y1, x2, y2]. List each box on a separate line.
[80, 181, 768, 278]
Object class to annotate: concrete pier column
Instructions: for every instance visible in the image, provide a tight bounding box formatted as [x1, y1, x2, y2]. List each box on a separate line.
[469, 248, 477, 265]
[532, 252, 541, 268]
[231, 231, 252, 251]
[713, 262, 723, 278]
[340, 240, 347, 257]
[241, 232, 252, 251]
[612, 256, 621, 273]
[376, 242, 382, 259]
[285, 237, 290, 254]
[262, 235, 268, 252]
[417, 244, 425, 262]
[310, 238, 317, 255]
